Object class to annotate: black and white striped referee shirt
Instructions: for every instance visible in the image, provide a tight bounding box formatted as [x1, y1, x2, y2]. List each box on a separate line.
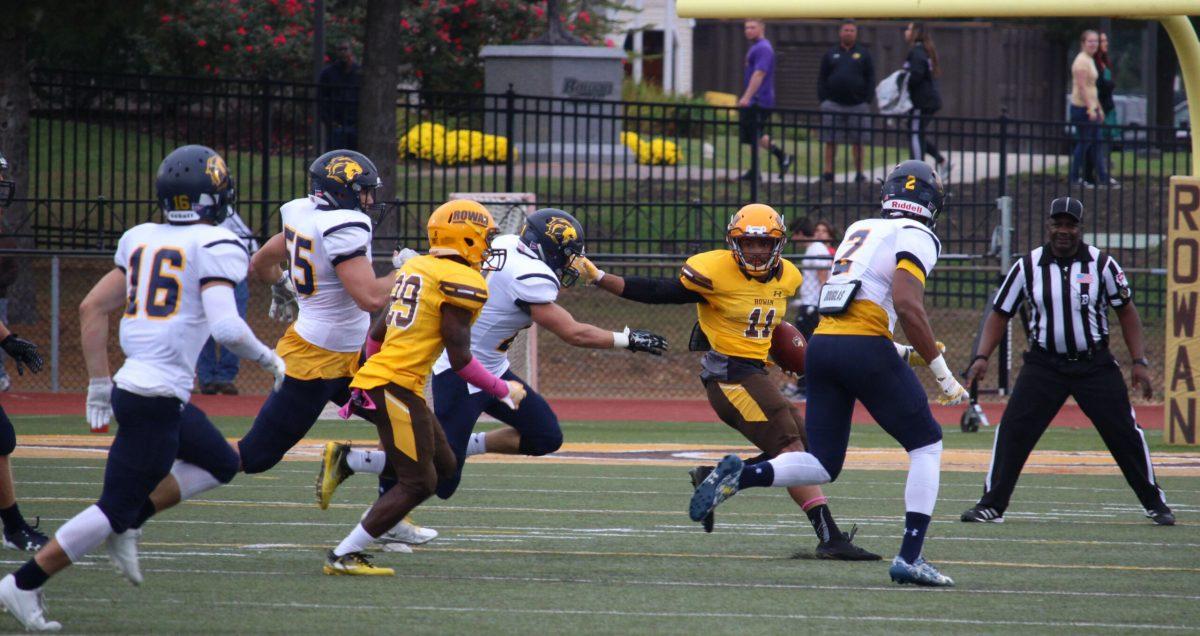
[992, 244, 1132, 355]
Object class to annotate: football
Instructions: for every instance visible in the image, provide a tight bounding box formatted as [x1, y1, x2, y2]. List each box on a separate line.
[769, 321, 807, 376]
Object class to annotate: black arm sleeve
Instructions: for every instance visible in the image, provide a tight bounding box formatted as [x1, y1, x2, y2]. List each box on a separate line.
[620, 276, 706, 305]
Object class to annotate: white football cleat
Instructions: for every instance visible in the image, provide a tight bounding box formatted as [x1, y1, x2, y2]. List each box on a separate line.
[360, 508, 439, 546]
[106, 528, 143, 585]
[0, 574, 61, 632]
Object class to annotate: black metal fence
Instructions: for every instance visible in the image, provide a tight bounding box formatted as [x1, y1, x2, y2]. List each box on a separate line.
[16, 68, 1186, 313]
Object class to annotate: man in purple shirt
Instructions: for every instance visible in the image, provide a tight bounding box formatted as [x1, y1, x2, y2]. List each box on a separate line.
[738, 19, 793, 181]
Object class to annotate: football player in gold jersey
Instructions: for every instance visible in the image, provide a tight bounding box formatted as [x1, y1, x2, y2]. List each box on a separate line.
[323, 200, 527, 576]
[574, 203, 878, 560]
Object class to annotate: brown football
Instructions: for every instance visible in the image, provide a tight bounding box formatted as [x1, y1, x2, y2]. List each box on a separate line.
[770, 321, 807, 376]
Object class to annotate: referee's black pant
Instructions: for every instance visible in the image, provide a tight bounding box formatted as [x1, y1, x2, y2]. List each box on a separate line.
[978, 347, 1166, 514]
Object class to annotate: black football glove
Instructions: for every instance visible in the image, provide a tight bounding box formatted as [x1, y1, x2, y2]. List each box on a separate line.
[623, 327, 668, 356]
[1, 334, 43, 375]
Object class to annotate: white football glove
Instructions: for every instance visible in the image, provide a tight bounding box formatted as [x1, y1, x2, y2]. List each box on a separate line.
[895, 341, 946, 368]
[256, 351, 287, 392]
[87, 377, 114, 433]
[268, 274, 298, 323]
[500, 380, 527, 410]
[929, 355, 967, 406]
[393, 247, 419, 270]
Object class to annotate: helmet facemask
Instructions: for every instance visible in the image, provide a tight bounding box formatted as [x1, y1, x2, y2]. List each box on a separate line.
[730, 234, 784, 275]
[480, 227, 505, 271]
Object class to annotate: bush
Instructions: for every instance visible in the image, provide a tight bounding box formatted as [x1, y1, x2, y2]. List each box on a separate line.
[398, 122, 514, 165]
[622, 79, 731, 139]
[619, 131, 682, 166]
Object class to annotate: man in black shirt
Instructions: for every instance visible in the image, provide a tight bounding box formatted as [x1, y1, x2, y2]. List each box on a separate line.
[961, 197, 1172, 526]
[817, 20, 874, 183]
[318, 42, 361, 151]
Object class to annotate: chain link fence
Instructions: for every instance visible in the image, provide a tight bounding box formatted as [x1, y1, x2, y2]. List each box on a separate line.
[3, 251, 1165, 408]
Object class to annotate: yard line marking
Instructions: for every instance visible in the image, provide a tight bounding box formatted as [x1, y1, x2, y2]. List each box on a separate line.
[62, 598, 1194, 630]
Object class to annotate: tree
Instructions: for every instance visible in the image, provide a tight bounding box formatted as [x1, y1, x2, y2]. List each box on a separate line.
[359, 0, 402, 242]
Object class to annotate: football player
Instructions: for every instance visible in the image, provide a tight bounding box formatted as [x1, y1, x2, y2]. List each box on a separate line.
[0, 145, 286, 631]
[574, 203, 877, 560]
[689, 161, 965, 587]
[323, 199, 517, 576]
[316, 208, 668, 510]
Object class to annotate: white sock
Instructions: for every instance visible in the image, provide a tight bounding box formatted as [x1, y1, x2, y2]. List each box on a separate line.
[171, 460, 222, 500]
[466, 432, 487, 457]
[765, 452, 832, 487]
[333, 523, 377, 557]
[347, 449, 386, 475]
[55, 505, 113, 563]
[905, 440, 942, 516]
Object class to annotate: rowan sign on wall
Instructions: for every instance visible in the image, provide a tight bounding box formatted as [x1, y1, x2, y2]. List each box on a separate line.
[1168, 176, 1200, 445]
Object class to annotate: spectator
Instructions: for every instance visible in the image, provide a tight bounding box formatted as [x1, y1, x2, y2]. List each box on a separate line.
[1086, 31, 1119, 187]
[1068, 30, 1115, 189]
[904, 22, 950, 179]
[195, 209, 258, 395]
[737, 19, 794, 181]
[818, 20, 874, 183]
[318, 41, 361, 151]
[0, 155, 15, 392]
[783, 218, 839, 401]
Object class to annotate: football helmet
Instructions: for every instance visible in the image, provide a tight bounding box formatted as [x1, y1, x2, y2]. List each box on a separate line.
[726, 203, 786, 275]
[427, 199, 499, 270]
[519, 208, 587, 286]
[309, 149, 382, 212]
[881, 160, 945, 228]
[155, 145, 236, 225]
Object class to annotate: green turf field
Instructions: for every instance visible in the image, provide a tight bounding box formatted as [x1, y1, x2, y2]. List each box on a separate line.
[4, 414, 1198, 634]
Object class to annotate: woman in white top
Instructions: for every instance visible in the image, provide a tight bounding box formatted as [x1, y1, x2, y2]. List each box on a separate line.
[1068, 30, 1112, 188]
[785, 219, 839, 400]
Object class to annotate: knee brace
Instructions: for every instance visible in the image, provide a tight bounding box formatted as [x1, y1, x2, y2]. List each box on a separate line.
[56, 505, 113, 562]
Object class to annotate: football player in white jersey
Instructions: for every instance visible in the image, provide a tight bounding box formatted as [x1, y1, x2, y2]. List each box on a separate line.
[316, 208, 667, 508]
[690, 161, 965, 587]
[0, 146, 286, 631]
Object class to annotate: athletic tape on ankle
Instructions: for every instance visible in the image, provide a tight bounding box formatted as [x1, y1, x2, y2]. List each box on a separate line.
[801, 496, 828, 511]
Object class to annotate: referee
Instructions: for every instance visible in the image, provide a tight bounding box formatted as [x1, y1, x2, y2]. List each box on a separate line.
[961, 197, 1173, 525]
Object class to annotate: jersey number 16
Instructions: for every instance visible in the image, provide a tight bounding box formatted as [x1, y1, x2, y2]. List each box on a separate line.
[124, 246, 185, 319]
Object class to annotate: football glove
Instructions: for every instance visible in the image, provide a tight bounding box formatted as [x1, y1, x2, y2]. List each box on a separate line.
[929, 355, 967, 406]
[256, 350, 287, 392]
[895, 341, 946, 367]
[268, 274, 298, 323]
[619, 327, 668, 356]
[569, 256, 605, 285]
[393, 247, 419, 270]
[87, 377, 113, 433]
[0, 334, 43, 375]
[501, 380, 527, 410]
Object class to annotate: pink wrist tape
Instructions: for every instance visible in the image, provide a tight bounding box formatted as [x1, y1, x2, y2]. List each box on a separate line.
[364, 337, 382, 358]
[456, 357, 509, 398]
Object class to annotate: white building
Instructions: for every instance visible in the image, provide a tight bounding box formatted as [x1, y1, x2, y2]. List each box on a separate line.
[607, 0, 695, 96]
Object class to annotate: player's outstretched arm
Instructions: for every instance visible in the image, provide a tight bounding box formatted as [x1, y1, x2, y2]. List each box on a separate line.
[201, 281, 286, 391]
[441, 304, 526, 408]
[894, 269, 966, 405]
[529, 302, 667, 354]
[79, 268, 127, 431]
[333, 255, 391, 313]
[573, 256, 703, 306]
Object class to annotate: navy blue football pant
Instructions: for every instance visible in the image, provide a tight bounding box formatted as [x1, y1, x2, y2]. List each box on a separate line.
[431, 368, 561, 499]
[804, 334, 943, 480]
[0, 404, 16, 456]
[239, 376, 351, 474]
[99, 388, 239, 533]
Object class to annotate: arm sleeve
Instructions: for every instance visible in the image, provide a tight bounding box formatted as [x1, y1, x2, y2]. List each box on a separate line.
[895, 228, 940, 286]
[621, 276, 705, 305]
[202, 284, 273, 363]
[512, 272, 560, 305]
[197, 236, 251, 286]
[322, 220, 372, 267]
[1102, 255, 1133, 307]
[992, 260, 1026, 316]
[439, 270, 489, 313]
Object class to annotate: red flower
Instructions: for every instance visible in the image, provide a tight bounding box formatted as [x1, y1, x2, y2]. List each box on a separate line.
[159, 13, 171, 23]
[245, 45, 255, 52]
[566, 23, 575, 31]
[604, 37, 615, 47]
[222, 43, 231, 51]
[273, 34, 287, 46]
[401, 18, 411, 29]
[579, 10, 590, 23]
[197, 38, 207, 47]
[451, 5, 460, 12]
[415, 69, 424, 78]
[403, 45, 413, 53]
[237, 26, 247, 35]
[263, 24, 273, 33]
[533, 6, 543, 17]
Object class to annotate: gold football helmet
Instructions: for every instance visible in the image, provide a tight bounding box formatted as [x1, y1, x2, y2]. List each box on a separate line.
[427, 199, 499, 270]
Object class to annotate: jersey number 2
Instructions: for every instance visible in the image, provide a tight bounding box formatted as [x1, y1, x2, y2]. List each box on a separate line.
[124, 246, 185, 318]
[386, 274, 422, 329]
[831, 229, 871, 276]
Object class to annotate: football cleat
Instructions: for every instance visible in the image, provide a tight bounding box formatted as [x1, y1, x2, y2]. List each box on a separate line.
[1146, 506, 1176, 526]
[0, 574, 61, 632]
[3, 521, 49, 552]
[361, 508, 438, 546]
[960, 505, 1005, 523]
[315, 441, 353, 510]
[106, 528, 143, 585]
[689, 454, 743, 522]
[688, 466, 715, 533]
[815, 525, 881, 561]
[889, 556, 955, 587]
[323, 550, 394, 576]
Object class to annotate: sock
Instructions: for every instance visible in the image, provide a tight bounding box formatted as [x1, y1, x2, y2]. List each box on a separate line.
[54, 504, 112, 563]
[347, 449, 386, 475]
[12, 559, 49, 591]
[905, 441, 942, 516]
[738, 461, 774, 489]
[804, 503, 843, 543]
[131, 500, 156, 530]
[171, 461, 222, 501]
[743, 452, 770, 466]
[333, 523, 376, 557]
[377, 476, 398, 497]
[0, 503, 27, 531]
[899, 511, 931, 563]
[465, 432, 487, 457]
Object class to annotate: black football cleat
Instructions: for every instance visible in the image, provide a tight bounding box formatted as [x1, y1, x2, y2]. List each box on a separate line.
[815, 525, 881, 561]
[688, 466, 715, 533]
[1146, 507, 1176, 526]
[961, 504, 1005, 523]
[3, 520, 49, 552]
